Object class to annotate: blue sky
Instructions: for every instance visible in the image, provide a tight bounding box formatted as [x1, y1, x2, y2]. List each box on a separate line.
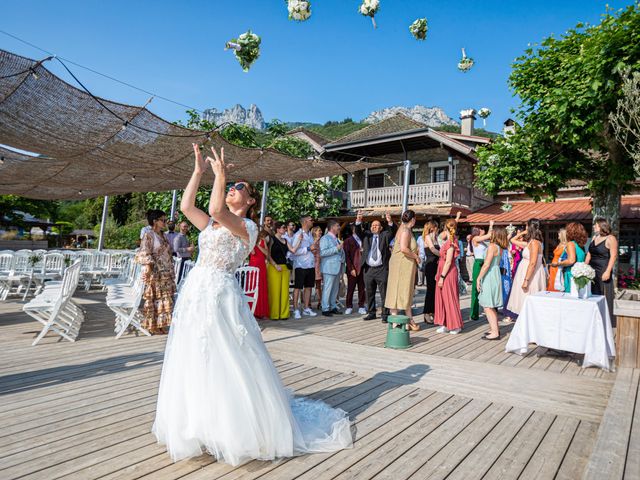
[2, 0, 635, 132]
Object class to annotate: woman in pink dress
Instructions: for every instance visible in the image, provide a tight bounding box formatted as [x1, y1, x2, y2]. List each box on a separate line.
[248, 229, 270, 319]
[434, 218, 464, 334]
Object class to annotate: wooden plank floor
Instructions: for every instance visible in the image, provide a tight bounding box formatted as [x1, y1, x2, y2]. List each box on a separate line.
[0, 290, 622, 479]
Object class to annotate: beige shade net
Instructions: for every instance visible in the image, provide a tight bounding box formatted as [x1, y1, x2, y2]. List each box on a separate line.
[0, 49, 376, 200]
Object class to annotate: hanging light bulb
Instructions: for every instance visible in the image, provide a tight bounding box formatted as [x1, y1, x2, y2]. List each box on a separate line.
[131, 175, 136, 181]
[121, 121, 129, 131]
[78, 190, 83, 196]
[0, 156, 4, 165]
[29, 68, 39, 80]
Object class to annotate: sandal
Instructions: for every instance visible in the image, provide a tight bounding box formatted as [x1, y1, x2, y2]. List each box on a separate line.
[423, 314, 434, 324]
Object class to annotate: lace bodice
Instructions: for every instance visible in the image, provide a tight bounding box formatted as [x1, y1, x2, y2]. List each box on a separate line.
[196, 218, 258, 273]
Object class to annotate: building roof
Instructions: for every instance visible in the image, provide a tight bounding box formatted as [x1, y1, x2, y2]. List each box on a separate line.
[285, 127, 330, 146]
[464, 196, 640, 225]
[440, 132, 491, 145]
[334, 114, 427, 144]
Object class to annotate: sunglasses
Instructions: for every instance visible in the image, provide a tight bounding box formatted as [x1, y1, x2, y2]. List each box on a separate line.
[227, 182, 248, 192]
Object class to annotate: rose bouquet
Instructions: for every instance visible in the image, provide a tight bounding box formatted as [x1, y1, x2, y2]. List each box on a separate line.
[478, 107, 491, 126]
[225, 30, 261, 72]
[287, 0, 311, 22]
[409, 18, 428, 40]
[571, 262, 596, 289]
[458, 48, 474, 72]
[359, 0, 380, 29]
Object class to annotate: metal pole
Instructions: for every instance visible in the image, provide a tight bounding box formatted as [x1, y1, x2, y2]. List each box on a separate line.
[346, 173, 353, 210]
[364, 169, 369, 208]
[97, 195, 109, 251]
[448, 153, 454, 204]
[401, 159, 411, 213]
[259, 180, 269, 226]
[170, 190, 178, 220]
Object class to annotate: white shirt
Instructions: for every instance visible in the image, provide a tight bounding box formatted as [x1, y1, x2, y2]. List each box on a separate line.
[291, 229, 315, 269]
[367, 233, 383, 267]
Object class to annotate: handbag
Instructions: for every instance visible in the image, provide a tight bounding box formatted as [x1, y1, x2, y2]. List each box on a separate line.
[286, 259, 293, 270]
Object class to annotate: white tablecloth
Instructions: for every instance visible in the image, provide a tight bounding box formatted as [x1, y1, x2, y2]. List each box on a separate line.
[505, 291, 616, 370]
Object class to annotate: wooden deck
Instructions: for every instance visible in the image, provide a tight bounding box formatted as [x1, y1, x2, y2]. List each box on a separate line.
[0, 288, 636, 480]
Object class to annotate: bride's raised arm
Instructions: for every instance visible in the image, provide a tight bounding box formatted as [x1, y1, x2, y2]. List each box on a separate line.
[206, 147, 252, 242]
[180, 143, 212, 231]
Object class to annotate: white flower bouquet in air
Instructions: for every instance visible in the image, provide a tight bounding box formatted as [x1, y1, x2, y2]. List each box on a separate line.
[458, 47, 474, 72]
[359, 0, 380, 29]
[570, 262, 595, 298]
[225, 30, 261, 72]
[506, 224, 516, 236]
[287, 0, 311, 22]
[409, 18, 428, 40]
[478, 107, 491, 126]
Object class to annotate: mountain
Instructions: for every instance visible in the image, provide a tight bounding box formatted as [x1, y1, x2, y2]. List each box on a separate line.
[364, 105, 458, 127]
[202, 104, 265, 130]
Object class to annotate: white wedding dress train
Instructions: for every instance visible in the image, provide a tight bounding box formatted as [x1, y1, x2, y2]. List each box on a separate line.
[152, 218, 352, 466]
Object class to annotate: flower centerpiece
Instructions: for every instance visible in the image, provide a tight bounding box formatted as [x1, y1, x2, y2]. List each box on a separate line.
[458, 48, 474, 72]
[478, 107, 491, 126]
[287, 0, 311, 22]
[409, 18, 428, 40]
[225, 30, 261, 72]
[359, 0, 380, 29]
[570, 262, 596, 299]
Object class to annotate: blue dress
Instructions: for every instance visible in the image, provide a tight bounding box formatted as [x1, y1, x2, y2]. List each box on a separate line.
[500, 248, 511, 307]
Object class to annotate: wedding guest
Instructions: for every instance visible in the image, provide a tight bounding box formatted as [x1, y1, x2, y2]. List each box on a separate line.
[310, 226, 324, 310]
[262, 216, 275, 236]
[434, 218, 464, 334]
[319, 220, 345, 316]
[586, 217, 617, 321]
[249, 228, 270, 319]
[343, 223, 366, 315]
[356, 210, 397, 323]
[173, 221, 195, 284]
[165, 221, 178, 256]
[477, 227, 509, 340]
[416, 230, 426, 286]
[135, 209, 175, 334]
[555, 222, 587, 291]
[465, 234, 475, 284]
[290, 215, 318, 319]
[421, 219, 440, 324]
[267, 222, 290, 320]
[506, 219, 547, 318]
[547, 228, 568, 292]
[503, 228, 523, 320]
[470, 222, 493, 321]
[499, 242, 512, 311]
[386, 210, 420, 330]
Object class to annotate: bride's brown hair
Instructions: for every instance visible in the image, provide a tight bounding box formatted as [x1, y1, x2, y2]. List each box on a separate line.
[240, 180, 261, 223]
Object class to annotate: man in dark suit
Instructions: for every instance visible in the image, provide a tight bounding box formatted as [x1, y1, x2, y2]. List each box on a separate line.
[355, 210, 397, 323]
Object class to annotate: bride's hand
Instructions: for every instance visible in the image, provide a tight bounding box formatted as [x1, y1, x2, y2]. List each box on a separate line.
[207, 147, 232, 177]
[193, 143, 206, 175]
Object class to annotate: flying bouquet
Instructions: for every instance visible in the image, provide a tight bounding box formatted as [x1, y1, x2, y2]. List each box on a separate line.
[478, 107, 491, 126]
[458, 48, 474, 72]
[409, 18, 428, 40]
[287, 0, 311, 22]
[501, 203, 513, 212]
[359, 0, 380, 29]
[506, 224, 516, 236]
[225, 30, 261, 72]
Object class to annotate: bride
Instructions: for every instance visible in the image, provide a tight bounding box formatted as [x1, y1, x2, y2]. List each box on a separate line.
[152, 144, 353, 466]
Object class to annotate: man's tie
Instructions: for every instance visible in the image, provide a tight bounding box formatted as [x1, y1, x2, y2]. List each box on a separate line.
[371, 235, 379, 263]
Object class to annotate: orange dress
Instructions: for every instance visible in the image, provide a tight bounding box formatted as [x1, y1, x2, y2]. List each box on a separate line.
[547, 243, 566, 292]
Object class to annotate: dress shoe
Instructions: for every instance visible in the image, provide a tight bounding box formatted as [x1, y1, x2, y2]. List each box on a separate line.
[331, 308, 342, 315]
[363, 314, 376, 320]
[381, 317, 388, 324]
[322, 311, 333, 317]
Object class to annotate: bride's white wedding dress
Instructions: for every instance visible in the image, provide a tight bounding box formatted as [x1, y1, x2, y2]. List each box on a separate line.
[152, 218, 352, 466]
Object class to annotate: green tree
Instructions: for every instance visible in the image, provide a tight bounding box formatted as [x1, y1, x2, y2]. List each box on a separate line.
[0, 195, 59, 226]
[475, 4, 640, 233]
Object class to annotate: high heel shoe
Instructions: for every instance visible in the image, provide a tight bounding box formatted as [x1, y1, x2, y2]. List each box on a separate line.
[407, 322, 420, 332]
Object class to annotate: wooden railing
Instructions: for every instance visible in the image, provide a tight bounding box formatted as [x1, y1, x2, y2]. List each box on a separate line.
[349, 182, 471, 208]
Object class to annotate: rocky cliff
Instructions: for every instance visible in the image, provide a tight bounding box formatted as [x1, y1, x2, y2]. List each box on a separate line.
[364, 105, 458, 127]
[202, 104, 265, 130]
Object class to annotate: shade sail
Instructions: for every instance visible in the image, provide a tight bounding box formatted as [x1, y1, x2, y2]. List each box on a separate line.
[0, 49, 375, 199]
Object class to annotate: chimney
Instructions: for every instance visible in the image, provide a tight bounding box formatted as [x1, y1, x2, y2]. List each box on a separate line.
[460, 109, 476, 136]
[503, 118, 516, 136]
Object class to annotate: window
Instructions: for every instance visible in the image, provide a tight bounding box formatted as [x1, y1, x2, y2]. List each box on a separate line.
[433, 167, 448, 183]
[367, 173, 384, 188]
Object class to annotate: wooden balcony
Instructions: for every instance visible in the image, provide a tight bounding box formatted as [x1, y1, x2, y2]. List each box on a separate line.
[349, 182, 472, 208]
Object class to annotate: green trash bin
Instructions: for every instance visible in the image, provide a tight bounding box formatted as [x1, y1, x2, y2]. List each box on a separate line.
[385, 315, 411, 349]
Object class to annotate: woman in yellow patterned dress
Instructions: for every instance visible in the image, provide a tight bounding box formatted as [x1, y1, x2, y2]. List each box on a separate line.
[136, 209, 176, 334]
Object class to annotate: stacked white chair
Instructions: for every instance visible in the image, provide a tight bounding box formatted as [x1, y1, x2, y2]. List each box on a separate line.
[235, 266, 260, 314]
[106, 263, 150, 338]
[32, 253, 65, 295]
[23, 260, 84, 345]
[0, 253, 14, 301]
[0, 253, 33, 301]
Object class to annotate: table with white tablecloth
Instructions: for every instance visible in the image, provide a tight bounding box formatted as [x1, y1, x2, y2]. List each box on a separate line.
[505, 291, 616, 370]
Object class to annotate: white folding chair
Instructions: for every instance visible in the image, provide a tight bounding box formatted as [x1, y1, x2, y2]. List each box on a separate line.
[107, 266, 150, 339]
[235, 266, 260, 314]
[24, 261, 84, 345]
[0, 253, 15, 301]
[32, 253, 65, 295]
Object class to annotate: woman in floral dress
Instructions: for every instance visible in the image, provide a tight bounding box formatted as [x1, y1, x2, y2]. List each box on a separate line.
[136, 209, 176, 334]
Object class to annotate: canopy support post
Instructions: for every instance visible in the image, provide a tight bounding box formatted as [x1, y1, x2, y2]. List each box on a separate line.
[97, 195, 109, 251]
[401, 141, 411, 213]
[259, 181, 269, 226]
[170, 190, 178, 220]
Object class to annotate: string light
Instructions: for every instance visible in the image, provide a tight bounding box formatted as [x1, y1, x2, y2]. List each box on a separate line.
[0, 156, 4, 164]
[131, 175, 136, 181]
[78, 190, 83, 195]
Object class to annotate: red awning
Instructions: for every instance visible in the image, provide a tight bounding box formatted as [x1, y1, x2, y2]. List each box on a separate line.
[464, 196, 640, 225]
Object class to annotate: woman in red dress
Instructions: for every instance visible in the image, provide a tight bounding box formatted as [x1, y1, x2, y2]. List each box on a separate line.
[249, 228, 270, 319]
[434, 218, 464, 334]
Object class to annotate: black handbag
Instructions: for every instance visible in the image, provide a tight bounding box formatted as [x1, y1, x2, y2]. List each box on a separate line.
[286, 259, 293, 270]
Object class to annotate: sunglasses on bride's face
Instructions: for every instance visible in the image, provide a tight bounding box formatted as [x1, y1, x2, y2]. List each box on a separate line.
[227, 182, 248, 192]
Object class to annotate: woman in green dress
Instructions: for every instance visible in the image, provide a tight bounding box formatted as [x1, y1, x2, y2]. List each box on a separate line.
[551, 222, 587, 292]
[469, 221, 493, 320]
[477, 227, 509, 340]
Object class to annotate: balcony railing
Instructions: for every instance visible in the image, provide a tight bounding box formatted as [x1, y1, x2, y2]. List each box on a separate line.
[348, 182, 471, 208]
